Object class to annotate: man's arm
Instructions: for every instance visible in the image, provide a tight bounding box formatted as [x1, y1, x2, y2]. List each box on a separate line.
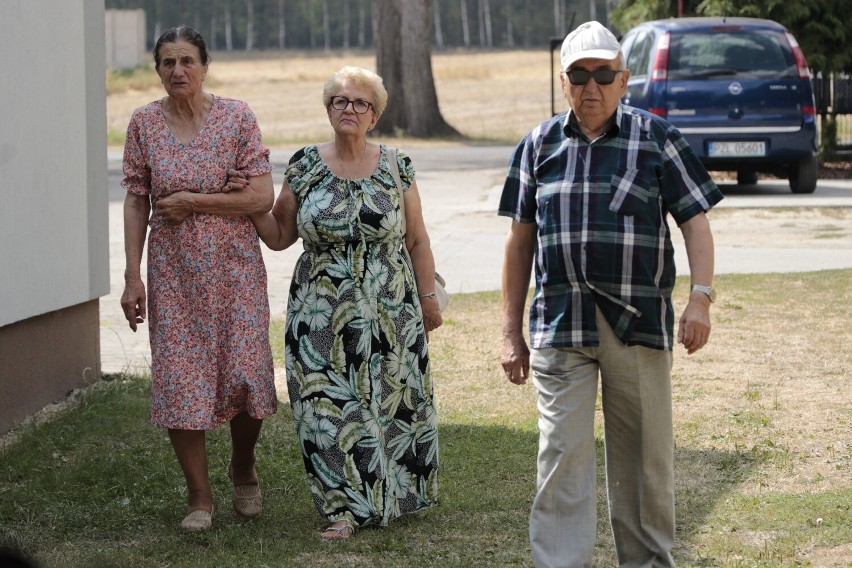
[678, 212, 715, 354]
[501, 220, 536, 384]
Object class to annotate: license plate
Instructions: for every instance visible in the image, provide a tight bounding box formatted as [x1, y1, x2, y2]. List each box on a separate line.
[708, 141, 766, 157]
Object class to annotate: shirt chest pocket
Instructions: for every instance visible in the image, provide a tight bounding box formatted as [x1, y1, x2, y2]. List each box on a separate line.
[608, 168, 659, 220]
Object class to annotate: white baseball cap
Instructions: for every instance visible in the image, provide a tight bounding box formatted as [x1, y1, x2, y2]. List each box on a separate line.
[560, 21, 622, 70]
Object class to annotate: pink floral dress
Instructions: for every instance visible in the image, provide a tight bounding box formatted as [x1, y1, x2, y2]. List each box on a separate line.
[123, 95, 277, 430]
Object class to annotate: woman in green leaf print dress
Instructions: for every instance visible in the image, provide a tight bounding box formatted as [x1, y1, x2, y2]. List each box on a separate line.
[247, 66, 443, 541]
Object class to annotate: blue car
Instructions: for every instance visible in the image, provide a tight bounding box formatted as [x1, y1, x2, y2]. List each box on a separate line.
[619, 17, 819, 193]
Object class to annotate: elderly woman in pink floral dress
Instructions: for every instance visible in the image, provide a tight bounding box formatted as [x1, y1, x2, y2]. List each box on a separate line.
[120, 25, 277, 532]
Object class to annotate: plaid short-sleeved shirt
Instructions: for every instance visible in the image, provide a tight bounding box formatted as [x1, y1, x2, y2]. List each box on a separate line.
[499, 105, 724, 351]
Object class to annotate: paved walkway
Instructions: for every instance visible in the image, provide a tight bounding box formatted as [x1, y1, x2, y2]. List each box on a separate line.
[100, 146, 852, 374]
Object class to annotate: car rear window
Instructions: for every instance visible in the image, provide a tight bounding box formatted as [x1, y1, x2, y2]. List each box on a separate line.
[668, 30, 796, 80]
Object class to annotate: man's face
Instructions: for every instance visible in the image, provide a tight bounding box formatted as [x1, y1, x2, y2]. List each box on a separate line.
[560, 58, 629, 125]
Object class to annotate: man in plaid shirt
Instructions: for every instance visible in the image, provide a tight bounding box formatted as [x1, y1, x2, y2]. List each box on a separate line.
[499, 21, 723, 568]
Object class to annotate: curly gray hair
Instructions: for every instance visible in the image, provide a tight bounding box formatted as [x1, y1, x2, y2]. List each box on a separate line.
[322, 66, 388, 117]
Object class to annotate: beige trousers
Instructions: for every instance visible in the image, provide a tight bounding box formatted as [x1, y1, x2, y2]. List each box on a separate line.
[529, 307, 675, 568]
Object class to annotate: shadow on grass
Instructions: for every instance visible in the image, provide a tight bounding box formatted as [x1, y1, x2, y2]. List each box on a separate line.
[672, 445, 761, 566]
[0, 376, 757, 568]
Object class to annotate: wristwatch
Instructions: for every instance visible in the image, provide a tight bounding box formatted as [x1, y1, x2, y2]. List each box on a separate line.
[691, 284, 716, 303]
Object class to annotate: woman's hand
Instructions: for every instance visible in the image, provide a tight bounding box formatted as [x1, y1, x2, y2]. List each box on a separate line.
[120, 277, 147, 332]
[420, 296, 443, 333]
[224, 169, 250, 192]
[154, 192, 194, 225]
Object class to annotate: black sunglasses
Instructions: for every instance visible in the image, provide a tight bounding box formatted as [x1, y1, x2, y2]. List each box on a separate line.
[566, 68, 624, 86]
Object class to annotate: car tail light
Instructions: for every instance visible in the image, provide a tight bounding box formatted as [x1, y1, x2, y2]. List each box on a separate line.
[803, 106, 816, 115]
[651, 32, 670, 82]
[785, 32, 811, 79]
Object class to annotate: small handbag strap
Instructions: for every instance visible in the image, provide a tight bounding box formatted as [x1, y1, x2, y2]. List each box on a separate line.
[386, 146, 446, 307]
[387, 146, 406, 236]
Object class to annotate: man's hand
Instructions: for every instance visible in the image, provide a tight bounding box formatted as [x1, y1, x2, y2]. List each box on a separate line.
[501, 333, 531, 385]
[677, 292, 711, 354]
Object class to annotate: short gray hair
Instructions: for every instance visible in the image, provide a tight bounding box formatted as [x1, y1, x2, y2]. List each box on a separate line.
[322, 66, 388, 117]
[562, 52, 626, 75]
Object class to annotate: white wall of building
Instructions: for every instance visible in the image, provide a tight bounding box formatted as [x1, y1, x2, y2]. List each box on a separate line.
[106, 9, 146, 69]
[0, 0, 109, 327]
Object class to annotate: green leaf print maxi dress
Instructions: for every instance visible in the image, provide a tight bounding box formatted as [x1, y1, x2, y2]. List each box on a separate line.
[283, 145, 439, 528]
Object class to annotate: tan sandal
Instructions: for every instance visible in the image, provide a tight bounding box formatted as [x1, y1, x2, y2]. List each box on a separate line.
[228, 463, 262, 520]
[181, 505, 213, 532]
[320, 520, 356, 542]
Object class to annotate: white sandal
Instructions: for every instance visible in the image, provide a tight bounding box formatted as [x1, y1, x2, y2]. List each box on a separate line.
[320, 520, 356, 542]
[181, 506, 214, 532]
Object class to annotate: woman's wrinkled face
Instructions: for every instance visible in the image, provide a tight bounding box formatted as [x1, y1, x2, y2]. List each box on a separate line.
[156, 40, 207, 100]
[327, 81, 378, 136]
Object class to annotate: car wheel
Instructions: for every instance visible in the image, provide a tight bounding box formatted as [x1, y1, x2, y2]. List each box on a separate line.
[737, 170, 758, 185]
[789, 156, 818, 194]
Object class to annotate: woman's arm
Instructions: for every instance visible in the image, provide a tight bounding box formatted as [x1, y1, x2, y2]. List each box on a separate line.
[154, 171, 274, 225]
[250, 178, 299, 251]
[120, 192, 151, 331]
[402, 180, 442, 332]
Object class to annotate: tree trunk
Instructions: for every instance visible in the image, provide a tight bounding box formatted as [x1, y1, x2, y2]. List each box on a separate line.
[505, 2, 513, 48]
[460, 0, 470, 47]
[153, 0, 162, 43]
[210, 15, 218, 50]
[322, 0, 331, 51]
[433, 0, 444, 50]
[477, 0, 485, 47]
[483, 0, 492, 47]
[373, 0, 459, 138]
[400, 0, 459, 136]
[373, 0, 406, 132]
[343, 0, 351, 50]
[358, 2, 367, 48]
[554, 0, 563, 38]
[278, 0, 286, 49]
[245, 0, 254, 52]
[225, 4, 233, 51]
[307, 0, 316, 49]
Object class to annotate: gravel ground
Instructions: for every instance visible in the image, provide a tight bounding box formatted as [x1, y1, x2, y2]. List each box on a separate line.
[715, 159, 852, 182]
[819, 159, 852, 179]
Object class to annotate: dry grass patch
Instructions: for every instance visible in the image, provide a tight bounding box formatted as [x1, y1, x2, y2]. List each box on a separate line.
[432, 272, 851, 498]
[674, 270, 850, 492]
[107, 50, 560, 145]
[434, 273, 852, 566]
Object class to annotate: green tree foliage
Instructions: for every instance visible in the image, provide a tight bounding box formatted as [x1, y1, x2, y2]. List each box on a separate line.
[609, 0, 704, 33]
[611, 0, 852, 74]
[700, 0, 852, 74]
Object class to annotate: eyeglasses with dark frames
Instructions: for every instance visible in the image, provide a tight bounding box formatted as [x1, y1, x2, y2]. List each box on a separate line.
[565, 68, 624, 86]
[330, 96, 373, 114]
